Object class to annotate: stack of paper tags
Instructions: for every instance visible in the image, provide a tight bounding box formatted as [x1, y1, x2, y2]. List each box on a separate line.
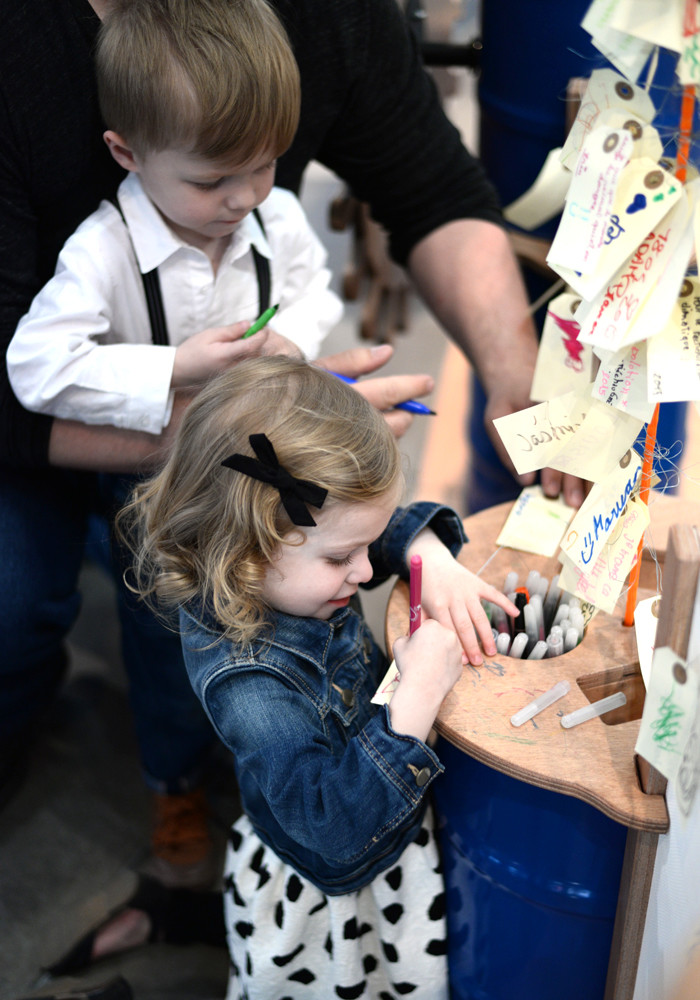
[495, 1, 700, 622]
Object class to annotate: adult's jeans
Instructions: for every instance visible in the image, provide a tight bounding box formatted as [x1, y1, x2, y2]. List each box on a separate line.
[0, 463, 215, 792]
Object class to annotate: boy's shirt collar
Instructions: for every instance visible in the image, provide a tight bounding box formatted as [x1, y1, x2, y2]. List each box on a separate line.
[115, 173, 272, 274]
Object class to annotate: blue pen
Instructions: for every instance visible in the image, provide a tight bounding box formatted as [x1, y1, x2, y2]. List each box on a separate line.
[329, 372, 436, 415]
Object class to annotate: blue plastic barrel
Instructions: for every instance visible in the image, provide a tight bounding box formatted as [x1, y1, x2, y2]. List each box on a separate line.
[434, 738, 628, 1000]
[468, 1, 686, 511]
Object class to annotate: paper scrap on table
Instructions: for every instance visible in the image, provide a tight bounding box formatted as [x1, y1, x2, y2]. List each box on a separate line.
[635, 646, 700, 786]
[493, 390, 644, 483]
[548, 126, 633, 277]
[558, 494, 650, 614]
[576, 186, 694, 351]
[606, 0, 684, 54]
[371, 659, 399, 706]
[647, 276, 700, 403]
[503, 147, 571, 230]
[495, 485, 575, 558]
[530, 293, 594, 402]
[592, 341, 655, 421]
[552, 156, 683, 301]
[582, 0, 655, 82]
[559, 67, 656, 171]
[560, 448, 643, 574]
[634, 594, 661, 689]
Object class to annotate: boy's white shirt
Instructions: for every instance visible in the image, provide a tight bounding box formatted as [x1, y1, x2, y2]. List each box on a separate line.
[7, 174, 343, 434]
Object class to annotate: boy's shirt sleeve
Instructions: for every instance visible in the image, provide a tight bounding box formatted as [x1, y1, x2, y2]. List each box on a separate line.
[257, 189, 343, 361]
[6, 203, 177, 434]
[365, 501, 467, 589]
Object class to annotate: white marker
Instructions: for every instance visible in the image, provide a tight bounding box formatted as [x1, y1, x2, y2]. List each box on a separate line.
[511, 680, 571, 727]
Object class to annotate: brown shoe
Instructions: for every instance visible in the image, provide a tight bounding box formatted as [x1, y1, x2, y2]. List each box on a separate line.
[140, 788, 217, 889]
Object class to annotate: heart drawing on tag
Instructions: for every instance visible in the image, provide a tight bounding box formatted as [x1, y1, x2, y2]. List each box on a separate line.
[626, 193, 647, 214]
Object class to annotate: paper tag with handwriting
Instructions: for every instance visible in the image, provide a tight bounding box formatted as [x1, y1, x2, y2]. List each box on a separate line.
[495, 485, 575, 557]
[635, 594, 661, 689]
[636, 646, 700, 783]
[560, 448, 643, 573]
[576, 188, 694, 351]
[581, 2, 655, 82]
[548, 127, 633, 276]
[558, 494, 649, 613]
[592, 340, 655, 420]
[560, 68, 655, 171]
[530, 293, 593, 401]
[556, 158, 683, 300]
[647, 276, 700, 403]
[679, 28, 700, 85]
[494, 390, 643, 482]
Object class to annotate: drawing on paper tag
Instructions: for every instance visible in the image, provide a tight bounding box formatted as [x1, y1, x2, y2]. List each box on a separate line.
[635, 646, 700, 784]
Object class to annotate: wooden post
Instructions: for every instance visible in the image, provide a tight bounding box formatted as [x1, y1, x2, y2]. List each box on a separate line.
[605, 524, 700, 1000]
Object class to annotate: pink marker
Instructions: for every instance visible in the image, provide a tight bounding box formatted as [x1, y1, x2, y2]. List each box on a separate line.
[409, 554, 422, 635]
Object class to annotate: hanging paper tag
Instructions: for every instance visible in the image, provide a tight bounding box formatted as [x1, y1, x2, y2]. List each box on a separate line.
[530, 293, 593, 402]
[647, 277, 700, 403]
[607, 0, 685, 53]
[592, 340, 655, 420]
[576, 190, 693, 351]
[548, 127, 633, 276]
[560, 448, 643, 573]
[503, 147, 572, 231]
[493, 390, 643, 482]
[636, 646, 700, 783]
[560, 68, 656, 171]
[553, 158, 683, 300]
[635, 594, 661, 689]
[581, 2, 655, 83]
[558, 495, 650, 613]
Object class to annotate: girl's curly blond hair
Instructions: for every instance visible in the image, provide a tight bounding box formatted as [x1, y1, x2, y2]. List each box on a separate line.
[118, 356, 403, 644]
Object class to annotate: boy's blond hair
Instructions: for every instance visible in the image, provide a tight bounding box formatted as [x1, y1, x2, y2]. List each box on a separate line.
[120, 357, 404, 644]
[97, 0, 300, 162]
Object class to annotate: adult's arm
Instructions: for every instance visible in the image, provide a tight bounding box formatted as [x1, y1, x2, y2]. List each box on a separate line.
[47, 343, 435, 471]
[408, 219, 586, 508]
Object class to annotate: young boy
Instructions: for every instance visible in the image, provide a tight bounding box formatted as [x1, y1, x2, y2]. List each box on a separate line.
[5, 0, 343, 904]
[7, 0, 342, 436]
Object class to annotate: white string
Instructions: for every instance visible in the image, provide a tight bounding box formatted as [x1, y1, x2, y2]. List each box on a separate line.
[476, 545, 504, 578]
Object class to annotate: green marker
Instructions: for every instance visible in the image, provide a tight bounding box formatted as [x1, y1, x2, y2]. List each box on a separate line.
[243, 303, 279, 339]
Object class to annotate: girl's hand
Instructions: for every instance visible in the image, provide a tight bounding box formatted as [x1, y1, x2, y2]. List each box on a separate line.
[171, 321, 303, 388]
[406, 529, 518, 666]
[389, 620, 463, 742]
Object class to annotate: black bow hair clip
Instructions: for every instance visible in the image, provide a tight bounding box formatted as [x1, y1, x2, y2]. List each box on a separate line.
[221, 433, 328, 527]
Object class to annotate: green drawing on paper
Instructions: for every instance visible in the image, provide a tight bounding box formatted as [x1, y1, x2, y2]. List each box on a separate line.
[650, 689, 684, 753]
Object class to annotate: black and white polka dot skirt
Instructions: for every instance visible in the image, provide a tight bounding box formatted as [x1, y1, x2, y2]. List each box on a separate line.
[223, 805, 449, 1000]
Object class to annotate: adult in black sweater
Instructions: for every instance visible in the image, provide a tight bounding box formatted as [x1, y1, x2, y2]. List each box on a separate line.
[0, 0, 582, 877]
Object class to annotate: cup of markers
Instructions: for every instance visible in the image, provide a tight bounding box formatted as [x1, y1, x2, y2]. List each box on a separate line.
[483, 569, 585, 661]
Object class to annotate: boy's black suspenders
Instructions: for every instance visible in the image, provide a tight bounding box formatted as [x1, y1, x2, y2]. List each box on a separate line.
[111, 199, 271, 345]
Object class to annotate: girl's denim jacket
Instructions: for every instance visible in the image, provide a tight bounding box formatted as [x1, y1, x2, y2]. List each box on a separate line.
[181, 502, 467, 895]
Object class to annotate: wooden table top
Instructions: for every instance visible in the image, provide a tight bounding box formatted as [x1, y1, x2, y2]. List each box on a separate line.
[384, 496, 700, 833]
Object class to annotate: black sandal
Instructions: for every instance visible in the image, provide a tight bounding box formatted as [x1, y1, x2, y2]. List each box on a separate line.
[46, 876, 226, 977]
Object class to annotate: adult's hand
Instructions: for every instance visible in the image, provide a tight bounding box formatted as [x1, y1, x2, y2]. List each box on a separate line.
[315, 343, 435, 438]
[483, 386, 588, 509]
[409, 218, 588, 508]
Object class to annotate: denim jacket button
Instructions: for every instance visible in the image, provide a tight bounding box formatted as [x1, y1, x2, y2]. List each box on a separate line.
[340, 688, 355, 707]
[415, 767, 431, 787]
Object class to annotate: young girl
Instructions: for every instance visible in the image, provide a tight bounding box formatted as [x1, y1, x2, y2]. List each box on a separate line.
[121, 355, 516, 1000]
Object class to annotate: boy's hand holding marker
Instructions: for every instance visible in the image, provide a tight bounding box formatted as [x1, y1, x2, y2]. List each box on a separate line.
[171, 309, 301, 388]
